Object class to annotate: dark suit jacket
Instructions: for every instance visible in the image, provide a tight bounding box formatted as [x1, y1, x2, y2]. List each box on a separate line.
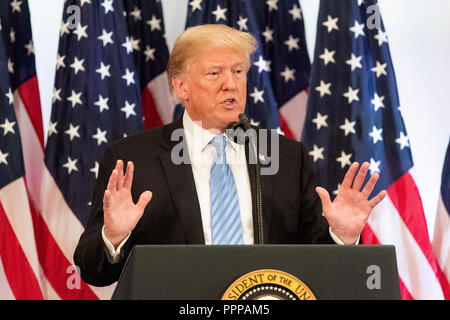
[74, 118, 334, 287]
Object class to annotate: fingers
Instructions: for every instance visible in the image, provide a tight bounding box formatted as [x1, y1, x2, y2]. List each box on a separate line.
[136, 191, 152, 212]
[361, 172, 380, 199]
[341, 162, 359, 190]
[369, 190, 387, 208]
[352, 162, 369, 191]
[116, 160, 124, 190]
[316, 187, 332, 212]
[106, 169, 118, 194]
[123, 161, 134, 190]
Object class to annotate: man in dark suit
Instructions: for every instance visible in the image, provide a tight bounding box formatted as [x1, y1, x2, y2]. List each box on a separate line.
[74, 24, 386, 287]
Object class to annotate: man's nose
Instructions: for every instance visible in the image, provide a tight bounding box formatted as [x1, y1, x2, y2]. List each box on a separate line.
[222, 71, 237, 91]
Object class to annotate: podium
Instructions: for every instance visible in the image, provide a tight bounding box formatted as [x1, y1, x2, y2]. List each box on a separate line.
[111, 245, 400, 300]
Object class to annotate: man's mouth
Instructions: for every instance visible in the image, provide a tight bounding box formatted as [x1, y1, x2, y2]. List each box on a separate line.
[222, 98, 236, 105]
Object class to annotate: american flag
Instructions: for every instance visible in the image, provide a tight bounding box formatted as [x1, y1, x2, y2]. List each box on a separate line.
[0, 0, 44, 299]
[302, 0, 449, 299]
[181, 0, 311, 140]
[38, 0, 169, 300]
[433, 140, 450, 294]
[122, 0, 173, 129]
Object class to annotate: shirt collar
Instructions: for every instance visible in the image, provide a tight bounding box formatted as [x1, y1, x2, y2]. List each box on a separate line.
[182, 111, 239, 155]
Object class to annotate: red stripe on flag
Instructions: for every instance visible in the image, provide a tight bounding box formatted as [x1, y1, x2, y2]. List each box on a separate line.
[17, 76, 44, 148]
[28, 198, 99, 300]
[278, 113, 295, 140]
[387, 171, 450, 298]
[362, 223, 413, 300]
[141, 86, 163, 129]
[0, 201, 43, 300]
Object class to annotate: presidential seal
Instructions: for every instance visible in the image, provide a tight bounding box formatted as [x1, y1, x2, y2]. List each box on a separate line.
[222, 269, 316, 300]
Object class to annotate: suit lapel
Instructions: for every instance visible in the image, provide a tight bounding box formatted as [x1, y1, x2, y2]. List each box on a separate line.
[158, 119, 205, 244]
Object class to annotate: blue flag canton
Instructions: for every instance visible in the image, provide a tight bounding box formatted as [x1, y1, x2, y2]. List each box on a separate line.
[185, 0, 310, 131]
[122, 0, 170, 90]
[302, 0, 413, 197]
[0, 0, 36, 91]
[45, 0, 144, 226]
[0, 32, 25, 189]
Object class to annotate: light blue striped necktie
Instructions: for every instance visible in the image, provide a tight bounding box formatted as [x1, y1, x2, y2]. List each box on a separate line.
[209, 135, 243, 245]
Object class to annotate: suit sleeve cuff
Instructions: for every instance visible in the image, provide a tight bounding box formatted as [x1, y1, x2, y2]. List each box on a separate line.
[329, 227, 360, 245]
[102, 225, 131, 264]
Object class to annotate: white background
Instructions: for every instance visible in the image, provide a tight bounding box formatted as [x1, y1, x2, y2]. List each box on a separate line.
[28, 0, 450, 238]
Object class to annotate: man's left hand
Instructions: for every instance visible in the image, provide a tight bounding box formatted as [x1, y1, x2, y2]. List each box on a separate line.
[316, 162, 387, 244]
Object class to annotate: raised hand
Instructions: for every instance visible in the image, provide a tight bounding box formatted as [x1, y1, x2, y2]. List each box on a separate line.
[103, 160, 152, 248]
[315, 162, 387, 244]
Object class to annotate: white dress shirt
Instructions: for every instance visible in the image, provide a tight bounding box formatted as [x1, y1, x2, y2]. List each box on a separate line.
[103, 111, 356, 261]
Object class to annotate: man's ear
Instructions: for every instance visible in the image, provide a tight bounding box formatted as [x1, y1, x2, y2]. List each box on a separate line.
[172, 76, 188, 102]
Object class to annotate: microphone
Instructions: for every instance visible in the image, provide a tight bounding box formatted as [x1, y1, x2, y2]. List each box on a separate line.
[226, 113, 264, 245]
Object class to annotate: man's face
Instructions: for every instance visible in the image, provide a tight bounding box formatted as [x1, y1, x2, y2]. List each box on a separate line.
[173, 47, 248, 131]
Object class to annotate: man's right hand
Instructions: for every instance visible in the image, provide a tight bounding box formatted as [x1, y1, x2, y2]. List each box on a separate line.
[103, 160, 152, 248]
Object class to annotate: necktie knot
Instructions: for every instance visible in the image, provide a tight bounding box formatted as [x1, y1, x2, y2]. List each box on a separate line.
[210, 135, 227, 163]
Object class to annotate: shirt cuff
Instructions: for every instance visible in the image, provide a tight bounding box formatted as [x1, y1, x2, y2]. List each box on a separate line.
[102, 225, 131, 263]
[329, 227, 360, 245]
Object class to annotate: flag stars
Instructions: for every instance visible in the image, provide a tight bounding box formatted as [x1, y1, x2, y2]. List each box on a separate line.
[249, 87, 265, 104]
[339, 118, 356, 136]
[144, 45, 156, 62]
[0, 119, 16, 136]
[122, 36, 133, 54]
[312, 112, 328, 130]
[371, 93, 385, 111]
[65, 123, 81, 141]
[48, 121, 58, 137]
[147, 15, 162, 31]
[237, 16, 248, 31]
[94, 95, 110, 113]
[101, 0, 114, 14]
[266, 0, 279, 12]
[309, 145, 325, 162]
[92, 128, 108, 146]
[67, 90, 83, 108]
[73, 24, 88, 41]
[129, 6, 142, 21]
[24, 40, 34, 55]
[319, 48, 336, 66]
[70, 57, 85, 74]
[280, 66, 296, 83]
[52, 87, 62, 103]
[336, 151, 352, 169]
[0, 150, 9, 166]
[212, 5, 227, 22]
[343, 86, 360, 104]
[10, 0, 22, 13]
[395, 132, 410, 150]
[368, 126, 383, 144]
[288, 4, 302, 21]
[121, 101, 136, 119]
[284, 35, 300, 52]
[60, 21, 70, 37]
[371, 61, 387, 78]
[56, 54, 66, 70]
[122, 68, 135, 86]
[5, 88, 14, 105]
[63, 157, 78, 174]
[369, 158, 381, 175]
[262, 26, 274, 43]
[346, 53, 362, 71]
[322, 15, 339, 33]
[374, 29, 388, 46]
[90, 161, 99, 179]
[315, 80, 332, 97]
[96, 62, 111, 80]
[253, 55, 271, 73]
[7, 58, 14, 73]
[189, 0, 203, 12]
[349, 20, 365, 39]
[98, 29, 114, 47]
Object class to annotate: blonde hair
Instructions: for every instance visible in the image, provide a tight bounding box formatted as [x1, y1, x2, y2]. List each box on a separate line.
[167, 24, 258, 103]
